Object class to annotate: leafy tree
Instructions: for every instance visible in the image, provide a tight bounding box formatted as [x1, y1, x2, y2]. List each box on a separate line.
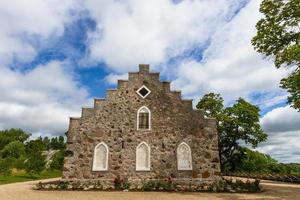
[0, 128, 29, 151]
[237, 147, 281, 173]
[281, 69, 300, 109]
[43, 137, 51, 150]
[50, 150, 65, 170]
[25, 137, 46, 155]
[252, 0, 300, 110]
[50, 136, 65, 150]
[0, 158, 12, 176]
[196, 93, 224, 118]
[197, 93, 268, 171]
[1, 141, 25, 159]
[24, 152, 46, 175]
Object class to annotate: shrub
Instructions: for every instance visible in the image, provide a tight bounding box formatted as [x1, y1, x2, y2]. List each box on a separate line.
[141, 180, 157, 191]
[57, 181, 69, 190]
[24, 152, 46, 175]
[1, 141, 25, 159]
[0, 158, 12, 176]
[222, 178, 261, 192]
[141, 179, 176, 191]
[113, 175, 122, 190]
[50, 150, 64, 170]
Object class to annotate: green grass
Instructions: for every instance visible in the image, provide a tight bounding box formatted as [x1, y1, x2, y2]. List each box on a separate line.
[0, 169, 62, 185]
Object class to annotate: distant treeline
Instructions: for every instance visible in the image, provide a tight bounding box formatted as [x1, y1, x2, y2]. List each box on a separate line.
[234, 147, 300, 176]
[0, 128, 66, 176]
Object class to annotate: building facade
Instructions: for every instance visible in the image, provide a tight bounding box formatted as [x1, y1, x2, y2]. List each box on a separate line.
[63, 64, 221, 189]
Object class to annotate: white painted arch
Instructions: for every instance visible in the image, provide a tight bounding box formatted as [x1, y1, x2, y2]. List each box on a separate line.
[92, 142, 109, 171]
[137, 106, 151, 130]
[136, 141, 151, 171]
[177, 142, 192, 170]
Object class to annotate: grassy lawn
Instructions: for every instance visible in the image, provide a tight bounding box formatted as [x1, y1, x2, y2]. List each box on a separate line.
[0, 169, 62, 185]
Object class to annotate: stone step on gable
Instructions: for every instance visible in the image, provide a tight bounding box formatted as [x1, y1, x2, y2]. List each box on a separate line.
[81, 107, 94, 117]
[162, 81, 170, 92]
[67, 117, 80, 143]
[106, 89, 117, 101]
[193, 109, 206, 122]
[94, 98, 106, 109]
[205, 118, 217, 128]
[181, 99, 193, 110]
[117, 80, 128, 89]
[171, 90, 182, 100]
[128, 71, 160, 82]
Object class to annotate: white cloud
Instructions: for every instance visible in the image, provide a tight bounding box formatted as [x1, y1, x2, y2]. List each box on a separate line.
[172, 0, 287, 104]
[0, 0, 90, 135]
[0, 61, 91, 135]
[0, 0, 82, 66]
[84, 0, 245, 72]
[261, 106, 300, 133]
[257, 130, 300, 163]
[257, 106, 300, 163]
[104, 73, 128, 85]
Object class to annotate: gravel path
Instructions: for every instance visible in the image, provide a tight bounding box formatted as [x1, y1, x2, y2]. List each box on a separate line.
[0, 178, 299, 200]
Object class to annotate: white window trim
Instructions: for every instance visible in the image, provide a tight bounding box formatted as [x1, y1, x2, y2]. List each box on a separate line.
[136, 85, 151, 99]
[137, 106, 151, 131]
[136, 141, 151, 171]
[92, 142, 109, 171]
[177, 142, 193, 171]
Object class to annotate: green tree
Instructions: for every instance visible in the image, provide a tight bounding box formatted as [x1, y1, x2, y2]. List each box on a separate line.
[50, 136, 65, 150]
[1, 141, 25, 159]
[50, 150, 65, 170]
[24, 152, 46, 175]
[0, 158, 12, 176]
[0, 128, 29, 151]
[197, 93, 268, 171]
[25, 137, 46, 155]
[43, 137, 51, 150]
[237, 147, 281, 173]
[252, 0, 300, 110]
[196, 93, 224, 118]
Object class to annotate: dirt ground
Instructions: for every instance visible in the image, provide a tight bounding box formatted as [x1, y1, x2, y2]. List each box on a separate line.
[0, 178, 299, 200]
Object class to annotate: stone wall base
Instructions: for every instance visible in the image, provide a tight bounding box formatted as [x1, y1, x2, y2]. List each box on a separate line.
[60, 176, 222, 191]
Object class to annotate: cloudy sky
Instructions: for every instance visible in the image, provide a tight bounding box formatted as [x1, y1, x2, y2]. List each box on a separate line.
[0, 0, 299, 163]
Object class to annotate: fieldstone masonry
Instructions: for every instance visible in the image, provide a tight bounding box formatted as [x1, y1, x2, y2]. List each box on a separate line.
[63, 64, 221, 189]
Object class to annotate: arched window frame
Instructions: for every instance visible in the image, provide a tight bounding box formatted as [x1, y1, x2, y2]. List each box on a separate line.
[177, 142, 193, 170]
[137, 106, 151, 130]
[92, 142, 109, 171]
[136, 141, 151, 171]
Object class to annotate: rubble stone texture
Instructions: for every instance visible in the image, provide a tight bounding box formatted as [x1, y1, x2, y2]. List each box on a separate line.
[63, 64, 221, 188]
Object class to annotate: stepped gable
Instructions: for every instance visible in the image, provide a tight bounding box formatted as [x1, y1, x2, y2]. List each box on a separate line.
[72, 64, 206, 122]
[64, 64, 220, 189]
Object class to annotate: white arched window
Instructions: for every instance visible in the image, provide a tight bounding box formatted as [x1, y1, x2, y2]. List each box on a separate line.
[177, 142, 192, 170]
[136, 142, 150, 171]
[137, 106, 151, 130]
[92, 142, 109, 171]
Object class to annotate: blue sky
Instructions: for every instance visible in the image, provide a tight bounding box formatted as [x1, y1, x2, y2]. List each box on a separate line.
[0, 0, 299, 163]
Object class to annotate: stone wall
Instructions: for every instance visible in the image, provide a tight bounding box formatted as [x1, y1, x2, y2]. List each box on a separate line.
[63, 64, 221, 187]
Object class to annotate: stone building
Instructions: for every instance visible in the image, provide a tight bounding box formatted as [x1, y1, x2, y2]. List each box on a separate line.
[63, 64, 221, 189]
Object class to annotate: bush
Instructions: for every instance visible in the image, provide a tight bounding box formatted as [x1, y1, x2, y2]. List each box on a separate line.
[57, 181, 69, 190]
[221, 178, 261, 192]
[0, 158, 12, 176]
[1, 141, 25, 159]
[141, 179, 176, 191]
[0, 129, 29, 151]
[113, 176, 131, 190]
[50, 150, 65, 170]
[24, 152, 46, 175]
